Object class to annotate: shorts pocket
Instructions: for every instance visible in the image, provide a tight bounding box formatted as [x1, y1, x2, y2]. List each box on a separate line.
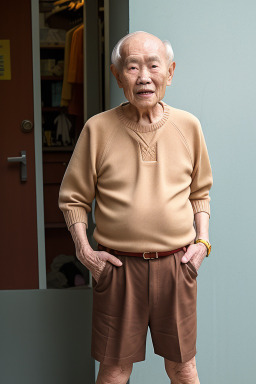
[93, 261, 112, 291]
[186, 260, 198, 279]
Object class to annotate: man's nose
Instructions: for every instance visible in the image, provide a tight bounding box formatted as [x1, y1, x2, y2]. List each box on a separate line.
[136, 68, 152, 84]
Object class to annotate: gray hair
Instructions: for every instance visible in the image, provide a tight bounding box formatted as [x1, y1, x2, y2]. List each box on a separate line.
[111, 31, 174, 68]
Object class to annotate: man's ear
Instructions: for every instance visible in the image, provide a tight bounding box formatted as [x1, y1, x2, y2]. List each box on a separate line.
[166, 61, 176, 86]
[110, 64, 123, 89]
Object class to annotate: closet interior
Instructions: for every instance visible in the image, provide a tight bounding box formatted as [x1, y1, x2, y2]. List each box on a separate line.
[39, 0, 106, 289]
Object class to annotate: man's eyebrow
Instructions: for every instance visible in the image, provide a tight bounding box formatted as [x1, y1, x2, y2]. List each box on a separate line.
[147, 55, 161, 62]
[124, 55, 161, 66]
[124, 57, 140, 65]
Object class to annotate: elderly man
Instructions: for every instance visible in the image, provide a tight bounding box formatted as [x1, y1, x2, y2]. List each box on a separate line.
[59, 31, 213, 384]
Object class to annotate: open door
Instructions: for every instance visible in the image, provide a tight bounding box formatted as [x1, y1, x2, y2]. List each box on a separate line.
[0, 0, 40, 289]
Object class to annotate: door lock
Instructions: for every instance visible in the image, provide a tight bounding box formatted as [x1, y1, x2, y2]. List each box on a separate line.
[21, 120, 33, 133]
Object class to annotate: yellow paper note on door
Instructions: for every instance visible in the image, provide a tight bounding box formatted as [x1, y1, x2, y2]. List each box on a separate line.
[0, 40, 11, 80]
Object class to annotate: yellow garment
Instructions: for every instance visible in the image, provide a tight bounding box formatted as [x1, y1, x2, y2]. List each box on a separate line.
[59, 101, 213, 252]
[67, 24, 83, 84]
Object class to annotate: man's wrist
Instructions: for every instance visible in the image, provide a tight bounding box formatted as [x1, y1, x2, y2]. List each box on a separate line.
[77, 242, 93, 254]
[195, 238, 211, 256]
[78, 244, 96, 263]
[195, 235, 209, 242]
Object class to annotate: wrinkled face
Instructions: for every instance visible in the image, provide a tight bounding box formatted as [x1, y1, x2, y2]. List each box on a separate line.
[111, 34, 175, 110]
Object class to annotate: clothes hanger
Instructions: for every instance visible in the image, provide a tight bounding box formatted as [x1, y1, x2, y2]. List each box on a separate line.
[68, 2, 76, 10]
[53, 0, 70, 6]
[75, 0, 84, 10]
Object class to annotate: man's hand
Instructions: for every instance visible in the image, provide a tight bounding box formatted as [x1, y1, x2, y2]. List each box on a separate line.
[69, 223, 122, 283]
[180, 242, 208, 272]
[76, 244, 123, 283]
[179, 211, 210, 272]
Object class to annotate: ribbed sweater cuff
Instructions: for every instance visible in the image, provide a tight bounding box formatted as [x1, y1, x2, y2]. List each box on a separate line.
[63, 207, 88, 229]
[190, 199, 211, 217]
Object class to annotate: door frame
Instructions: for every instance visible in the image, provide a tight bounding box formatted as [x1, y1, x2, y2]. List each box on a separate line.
[31, 0, 112, 290]
[31, 0, 47, 289]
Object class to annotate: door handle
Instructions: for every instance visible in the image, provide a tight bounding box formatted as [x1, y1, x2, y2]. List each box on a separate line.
[7, 150, 27, 182]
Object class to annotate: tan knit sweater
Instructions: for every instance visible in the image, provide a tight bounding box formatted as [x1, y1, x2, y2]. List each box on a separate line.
[59, 101, 213, 252]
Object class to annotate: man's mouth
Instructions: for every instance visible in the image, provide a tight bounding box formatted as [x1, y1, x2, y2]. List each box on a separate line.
[137, 90, 154, 95]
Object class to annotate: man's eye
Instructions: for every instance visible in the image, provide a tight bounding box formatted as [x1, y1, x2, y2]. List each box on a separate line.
[152, 65, 158, 68]
[129, 66, 137, 70]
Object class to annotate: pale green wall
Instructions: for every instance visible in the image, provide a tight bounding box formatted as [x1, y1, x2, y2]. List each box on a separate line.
[127, 0, 256, 382]
[0, 290, 95, 384]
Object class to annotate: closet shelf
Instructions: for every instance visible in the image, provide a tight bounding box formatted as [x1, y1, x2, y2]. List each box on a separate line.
[40, 44, 65, 49]
[42, 106, 63, 111]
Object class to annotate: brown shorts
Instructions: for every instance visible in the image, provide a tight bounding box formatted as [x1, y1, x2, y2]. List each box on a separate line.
[91, 250, 198, 365]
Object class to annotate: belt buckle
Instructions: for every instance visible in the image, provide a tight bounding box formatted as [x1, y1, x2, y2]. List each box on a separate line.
[143, 251, 159, 260]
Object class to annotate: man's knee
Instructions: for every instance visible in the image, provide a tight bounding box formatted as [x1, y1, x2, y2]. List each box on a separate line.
[164, 356, 198, 384]
[97, 362, 133, 384]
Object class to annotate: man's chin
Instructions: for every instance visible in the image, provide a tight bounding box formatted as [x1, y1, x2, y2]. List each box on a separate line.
[132, 96, 160, 109]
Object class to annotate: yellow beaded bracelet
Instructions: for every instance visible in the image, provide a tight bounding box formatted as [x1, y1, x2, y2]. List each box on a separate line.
[195, 239, 211, 257]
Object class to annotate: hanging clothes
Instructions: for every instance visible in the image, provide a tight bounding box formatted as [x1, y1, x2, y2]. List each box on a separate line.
[60, 24, 79, 107]
[54, 112, 72, 145]
[67, 24, 84, 117]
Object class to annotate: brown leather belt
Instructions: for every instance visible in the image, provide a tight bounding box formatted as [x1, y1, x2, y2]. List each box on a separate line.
[98, 244, 187, 259]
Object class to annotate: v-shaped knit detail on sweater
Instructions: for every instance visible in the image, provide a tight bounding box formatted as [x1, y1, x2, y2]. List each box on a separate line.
[125, 126, 159, 161]
[139, 142, 157, 161]
[136, 130, 157, 161]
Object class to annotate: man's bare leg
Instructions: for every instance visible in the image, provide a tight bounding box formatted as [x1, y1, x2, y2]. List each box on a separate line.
[164, 356, 200, 384]
[96, 363, 133, 384]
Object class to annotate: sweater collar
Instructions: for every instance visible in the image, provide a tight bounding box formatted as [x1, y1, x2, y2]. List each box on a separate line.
[116, 101, 171, 133]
